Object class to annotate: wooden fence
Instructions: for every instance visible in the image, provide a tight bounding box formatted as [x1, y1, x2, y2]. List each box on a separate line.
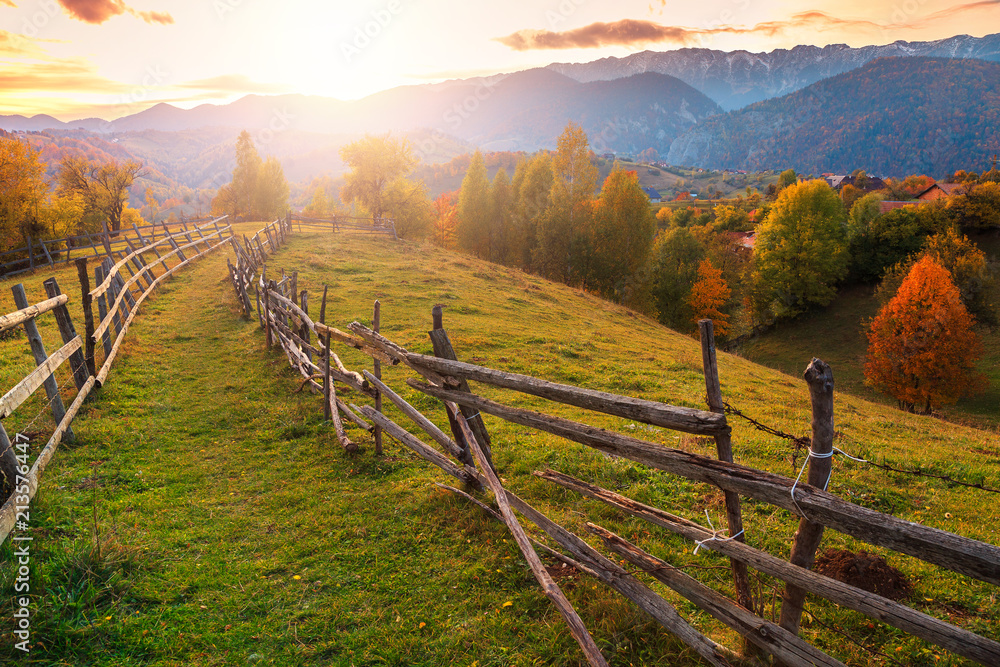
[0, 217, 234, 545]
[291, 213, 397, 239]
[224, 219, 1000, 666]
[0, 217, 223, 278]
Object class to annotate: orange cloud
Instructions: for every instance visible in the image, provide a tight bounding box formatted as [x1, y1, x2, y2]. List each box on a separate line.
[56, 0, 173, 25]
[178, 74, 289, 94]
[913, 0, 1000, 26]
[495, 6, 994, 51]
[0, 60, 131, 94]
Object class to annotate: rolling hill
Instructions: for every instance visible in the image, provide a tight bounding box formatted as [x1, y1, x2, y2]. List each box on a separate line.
[0, 227, 996, 665]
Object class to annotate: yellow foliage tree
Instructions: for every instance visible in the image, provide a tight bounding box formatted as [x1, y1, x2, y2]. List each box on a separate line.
[0, 135, 48, 248]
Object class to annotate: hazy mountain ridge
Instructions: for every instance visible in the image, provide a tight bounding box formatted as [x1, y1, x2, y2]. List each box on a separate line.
[4, 33, 1000, 182]
[546, 33, 1000, 110]
[0, 71, 719, 184]
[666, 57, 1000, 176]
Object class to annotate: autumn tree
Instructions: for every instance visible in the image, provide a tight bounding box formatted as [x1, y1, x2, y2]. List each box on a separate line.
[456, 150, 491, 257]
[536, 121, 598, 281]
[254, 156, 289, 221]
[687, 259, 732, 336]
[777, 169, 798, 191]
[145, 189, 160, 223]
[303, 186, 332, 218]
[846, 191, 884, 242]
[751, 179, 848, 319]
[946, 182, 1000, 231]
[849, 203, 950, 283]
[383, 177, 433, 240]
[652, 226, 706, 330]
[711, 204, 751, 232]
[877, 227, 996, 324]
[340, 133, 416, 221]
[489, 168, 514, 264]
[231, 130, 262, 219]
[864, 255, 985, 413]
[0, 136, 47, 248]
[211, 183, 237, 219]
[57, 155, 143, 232]
[432, 191, 458, 249]
[578, 168, 655, 299]
[510, 152, 553, 271]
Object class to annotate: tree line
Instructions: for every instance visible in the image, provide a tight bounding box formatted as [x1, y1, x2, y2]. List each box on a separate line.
[1, 130, 290, 253]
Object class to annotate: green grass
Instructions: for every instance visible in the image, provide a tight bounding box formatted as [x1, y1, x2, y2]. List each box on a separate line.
[0, 224, 997, 666]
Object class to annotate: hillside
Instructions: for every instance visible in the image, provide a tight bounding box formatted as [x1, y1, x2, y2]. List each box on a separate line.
[667, 57, 1000, 176]
[547, 32, 1000, 111]
[740, 234, 1000, 430]
[0, 228, 997, 665]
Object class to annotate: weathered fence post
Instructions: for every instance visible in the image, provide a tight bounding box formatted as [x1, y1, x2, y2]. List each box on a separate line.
[43, 278, 90, 389]
[779, 358, 836, 641]
[300, 290, 311, 364]
[373, 300, 383, 456]
[100, 221, 113, 257]
[75, 259, 96, 377]
[94, 265, 112, 357]
[262, 279, 273, 348]
[699, 320, 755, 627]
[168, 236, 188, 262]
[11, 284, 73, 442]
[429, 305, 490, 470]
[39, 240, 54, 267]
[320, 286, 332, 422]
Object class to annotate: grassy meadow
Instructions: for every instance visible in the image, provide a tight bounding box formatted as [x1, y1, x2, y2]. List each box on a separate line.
[0, 224, 997, 666]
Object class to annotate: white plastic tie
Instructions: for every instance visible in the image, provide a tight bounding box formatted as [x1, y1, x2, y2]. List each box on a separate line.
[693, 510, 745, 555]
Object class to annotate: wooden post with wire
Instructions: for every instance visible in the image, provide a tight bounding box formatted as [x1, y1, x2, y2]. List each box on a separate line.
[699, 319, 755, 655]
[779, 358, 836, 645]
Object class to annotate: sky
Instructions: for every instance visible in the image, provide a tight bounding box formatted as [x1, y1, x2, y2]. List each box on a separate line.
[2, 0, 999, 120]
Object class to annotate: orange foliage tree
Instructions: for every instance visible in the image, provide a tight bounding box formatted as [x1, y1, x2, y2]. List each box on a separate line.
[864, 255, 985, 413]
[432, 191, 458, 249]
[687, 259, 731, 336]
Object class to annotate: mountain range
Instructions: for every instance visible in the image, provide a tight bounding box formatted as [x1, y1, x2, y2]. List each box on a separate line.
[3, 32, 1000, 183]
[667, 57, 1000, 175]
[546, 33, 1000, 111]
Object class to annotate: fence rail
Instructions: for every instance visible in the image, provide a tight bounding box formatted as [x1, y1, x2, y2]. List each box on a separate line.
[221, 219, 1000, 666]
[0, 217, 223, 278]
[0, 216, 234, 547]
[291, 213, 397, 239]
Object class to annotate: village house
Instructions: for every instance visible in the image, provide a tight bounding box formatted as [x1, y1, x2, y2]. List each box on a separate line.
[916, 182, 967, 201]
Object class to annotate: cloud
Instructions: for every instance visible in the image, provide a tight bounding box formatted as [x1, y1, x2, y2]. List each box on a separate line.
[0, 30, 49, 58]
[0, 60, 131, 94]
[496, 5, 998, 51]
[133, 9, 173, 25]
[178, 74, 290, 94]
[907, 0, 1000, 26]
[56, 0, 173, 25]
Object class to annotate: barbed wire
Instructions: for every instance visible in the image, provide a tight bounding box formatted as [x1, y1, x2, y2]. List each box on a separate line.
[723, 401, 1000, 495]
